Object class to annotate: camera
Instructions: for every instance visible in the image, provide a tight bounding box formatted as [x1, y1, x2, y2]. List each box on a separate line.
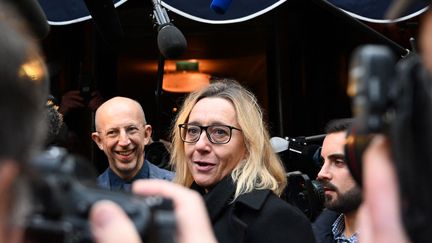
[79, 75, 93, 105]
[271, 135, 325, 221]
[24, 146, 176, 243]
[283, 171, 324, 221]
[344, 45, 399, 186]
[345, 44, 432, 242]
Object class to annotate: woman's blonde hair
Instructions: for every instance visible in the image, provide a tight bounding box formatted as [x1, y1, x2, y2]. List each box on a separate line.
[171, 79, 287, 199]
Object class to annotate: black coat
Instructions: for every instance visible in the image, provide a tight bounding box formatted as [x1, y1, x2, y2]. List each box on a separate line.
[192, 176, 317, 243]
[312, 209, 340, 243]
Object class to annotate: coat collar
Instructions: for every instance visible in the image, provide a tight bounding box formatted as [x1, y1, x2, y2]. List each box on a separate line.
[192, 175, 271, 220]
[236, 189, 270, 210]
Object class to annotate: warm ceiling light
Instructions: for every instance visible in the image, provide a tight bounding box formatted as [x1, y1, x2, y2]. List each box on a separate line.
[163, 60, 211, 93]
[18, 56, 47, 85]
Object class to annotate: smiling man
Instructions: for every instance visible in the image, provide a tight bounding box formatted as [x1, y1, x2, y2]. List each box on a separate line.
[314, 118, 362, 243]
[92, 97, 174, 191]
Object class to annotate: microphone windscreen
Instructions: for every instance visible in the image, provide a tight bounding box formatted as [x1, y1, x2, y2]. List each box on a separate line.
[270, 137, 289, 153]
[210, 0, 233, 14]
[157, 24, 187, 59]
[11, 0, 50, 39]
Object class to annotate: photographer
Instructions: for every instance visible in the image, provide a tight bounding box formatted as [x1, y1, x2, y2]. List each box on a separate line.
[352, 6, 432, 243]
[0, 2, 48, 242]
[56, 89, 105, 161]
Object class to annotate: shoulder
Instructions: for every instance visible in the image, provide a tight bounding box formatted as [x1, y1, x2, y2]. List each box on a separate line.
[312, 209, 340, 243]
[97, 168, 110, 188]
[147, 161, 175, 181]
[238, 190, 316, 243]
[237, 189, 307, 216]
[260, 192, 313, 223]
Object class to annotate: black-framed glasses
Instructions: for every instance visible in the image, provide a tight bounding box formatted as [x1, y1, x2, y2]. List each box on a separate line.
[178, 123, 242, 144]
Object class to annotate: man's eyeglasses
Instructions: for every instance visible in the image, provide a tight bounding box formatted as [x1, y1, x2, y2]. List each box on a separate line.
[178, 123, 242, 144]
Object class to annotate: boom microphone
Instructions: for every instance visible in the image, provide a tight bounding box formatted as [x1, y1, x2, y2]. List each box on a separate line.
[270, 135, 325, 154]
[8, 0, 50, 39]
[151, 0, 187, 59]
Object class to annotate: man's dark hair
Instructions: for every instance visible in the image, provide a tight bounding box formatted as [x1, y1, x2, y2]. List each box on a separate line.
[324, 118, 354, 134]
[0, 4, 48, 164]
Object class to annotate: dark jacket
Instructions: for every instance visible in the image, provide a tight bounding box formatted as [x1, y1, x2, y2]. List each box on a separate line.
[312, 209, 340, 243]
[97, 160, 174, 190]
[192, 176, 317, 243]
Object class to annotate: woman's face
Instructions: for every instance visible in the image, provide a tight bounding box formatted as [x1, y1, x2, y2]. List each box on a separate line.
[184, 97, 246, 189]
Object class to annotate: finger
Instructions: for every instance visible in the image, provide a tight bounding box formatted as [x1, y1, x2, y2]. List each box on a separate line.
[64, 90, 81, 96]
[132, 179, 190, 200]
[357, 204, 374, 243]
[66, 94, 85, 102]
[362, 136, 409, 243]
[66, 100, 85, 107]
[91, 90, 102, 96]
[90, 200, 141, 243]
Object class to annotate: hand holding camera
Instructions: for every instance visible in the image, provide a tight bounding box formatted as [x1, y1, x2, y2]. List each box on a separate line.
[58, 90, 104, 116]
[25, 147, 176, 243]
[346, 44, 432, 243]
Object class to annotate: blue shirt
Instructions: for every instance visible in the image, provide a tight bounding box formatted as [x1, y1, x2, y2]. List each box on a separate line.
[331, 214, 359, 243]
[97, 159, 174, 192]
[108, 161, 150, 191]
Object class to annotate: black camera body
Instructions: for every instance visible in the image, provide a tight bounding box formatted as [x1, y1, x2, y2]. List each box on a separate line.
[25, 146, 176, 243]
[346, 44, 432, 242]
[346, 44, 432, 186]
[345, 45, 399, 186]
[283, 171, 324, 221]
[272, 136, 325, 221]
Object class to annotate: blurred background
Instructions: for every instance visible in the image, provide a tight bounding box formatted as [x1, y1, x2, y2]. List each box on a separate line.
[35, 0, 427, 171]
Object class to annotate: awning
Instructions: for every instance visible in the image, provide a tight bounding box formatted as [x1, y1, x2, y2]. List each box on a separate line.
[162, 0, 428, 24]
[37, 0, 128, 25]
[38, 0, 428, 26]
[160, 0, 287, 24]
[327, 0, 429, 23]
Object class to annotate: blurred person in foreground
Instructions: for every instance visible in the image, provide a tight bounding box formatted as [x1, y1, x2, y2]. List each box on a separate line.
[0, 2, 48, 242]
[314, 118, 362, 243]
[92, 97, 174, 192]
[0, 4, 211, 243]
[358, 5, 432, 243]
[168, 80, 315, 243]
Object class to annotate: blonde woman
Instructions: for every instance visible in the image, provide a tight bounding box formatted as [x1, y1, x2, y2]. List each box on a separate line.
[171, 80, 315, 243]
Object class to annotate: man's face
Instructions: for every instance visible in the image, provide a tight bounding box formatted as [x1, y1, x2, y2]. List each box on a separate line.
[317, 131, 362, 213]
[92, 99, 151, 180]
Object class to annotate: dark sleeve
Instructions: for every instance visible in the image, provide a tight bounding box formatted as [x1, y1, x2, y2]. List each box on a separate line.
[312, 209, 339, 243]
[246, 195, 317, 243]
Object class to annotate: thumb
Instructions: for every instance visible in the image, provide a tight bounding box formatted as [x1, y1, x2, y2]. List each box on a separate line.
[90, 200, 141, 243]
